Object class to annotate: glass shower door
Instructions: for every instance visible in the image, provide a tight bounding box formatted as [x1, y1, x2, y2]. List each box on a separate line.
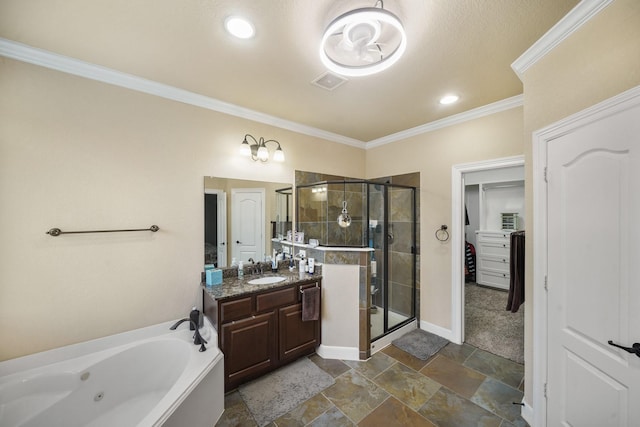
[369, 183, 416, 341]
[387, 185, 415, 330]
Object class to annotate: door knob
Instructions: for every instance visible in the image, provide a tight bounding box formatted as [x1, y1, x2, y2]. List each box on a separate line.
[607, 340, 640, 357]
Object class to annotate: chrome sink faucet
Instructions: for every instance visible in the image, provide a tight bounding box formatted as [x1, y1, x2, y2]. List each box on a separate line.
[248, 258, 263, 275]
[169, 318, 207, 352]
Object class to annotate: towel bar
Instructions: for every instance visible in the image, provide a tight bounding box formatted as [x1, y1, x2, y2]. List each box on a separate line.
[46, 225, 159, 236]
[300, 283, 319, 294]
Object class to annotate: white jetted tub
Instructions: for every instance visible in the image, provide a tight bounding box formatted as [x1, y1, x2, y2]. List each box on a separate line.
[0, 317, 224, 427]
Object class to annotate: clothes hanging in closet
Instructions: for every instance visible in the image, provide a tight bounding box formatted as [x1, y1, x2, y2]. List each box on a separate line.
[506, 230, 525, 313]
[465, 241, 476, 283]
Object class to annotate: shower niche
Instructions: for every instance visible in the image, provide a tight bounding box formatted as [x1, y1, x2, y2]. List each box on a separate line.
[296, 179, 417, 342]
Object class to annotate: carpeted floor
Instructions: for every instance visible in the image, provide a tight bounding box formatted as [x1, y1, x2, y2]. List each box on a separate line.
[465, 283, 524, 364]
[237, 357, 335, 426]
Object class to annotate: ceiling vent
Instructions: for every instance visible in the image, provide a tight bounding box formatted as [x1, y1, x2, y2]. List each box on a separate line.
[311, 71, 348, 91]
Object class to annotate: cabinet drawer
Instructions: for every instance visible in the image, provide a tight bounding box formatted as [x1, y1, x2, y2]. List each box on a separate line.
[256, 286, 297, 312]
[476, 231, 511, 244]
[478, 241, 510, 257]
[477, 256, 509, 273]
[220, 297, 252, 323]
[477, 270, 509, 290]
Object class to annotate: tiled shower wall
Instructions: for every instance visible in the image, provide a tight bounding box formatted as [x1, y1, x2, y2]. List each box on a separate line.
[295, 170, 420, 359]
[297, 182, 366, 247]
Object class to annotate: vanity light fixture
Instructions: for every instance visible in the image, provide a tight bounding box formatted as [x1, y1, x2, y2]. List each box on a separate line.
[320, 1, 407, 77]
[225, 16, 255, 39]
[240, 134, 285, 163]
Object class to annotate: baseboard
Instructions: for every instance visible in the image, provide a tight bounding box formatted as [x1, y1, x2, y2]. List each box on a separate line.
[521, 400, 534, 426]
[316, 344, 359, 361]
[420, 320, 458, 343]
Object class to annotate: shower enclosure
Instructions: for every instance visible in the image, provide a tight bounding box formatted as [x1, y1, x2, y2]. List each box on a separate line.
[296, 180, 416, 341]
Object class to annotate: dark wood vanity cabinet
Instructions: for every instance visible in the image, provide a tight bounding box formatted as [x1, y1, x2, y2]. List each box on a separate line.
[278, 282, 321, 363]
[221, 311, 276, 388]
[203, 279, 321, 391]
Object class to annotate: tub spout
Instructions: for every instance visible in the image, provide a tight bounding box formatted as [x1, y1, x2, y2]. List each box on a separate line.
[169, 318, 207, 352]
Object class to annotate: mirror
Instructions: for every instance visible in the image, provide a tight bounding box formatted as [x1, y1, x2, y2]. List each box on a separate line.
[204, 177, 291, 267]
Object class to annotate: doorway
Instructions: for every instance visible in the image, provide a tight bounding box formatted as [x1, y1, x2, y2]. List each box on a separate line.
[461, 165, 525, 363]
[204, 189, 227, 267]
[451, 156, 524, 348]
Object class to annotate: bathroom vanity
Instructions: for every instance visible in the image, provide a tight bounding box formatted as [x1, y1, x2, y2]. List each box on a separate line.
[202, 273, 321, 391]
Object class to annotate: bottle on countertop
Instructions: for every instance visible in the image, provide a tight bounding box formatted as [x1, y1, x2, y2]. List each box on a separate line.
[238, 261, 244, 279]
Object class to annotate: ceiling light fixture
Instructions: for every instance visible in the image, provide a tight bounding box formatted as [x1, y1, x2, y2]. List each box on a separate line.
[320, 1, 407, 77]
[225, 16, 255, 39]
[440, 94, 460, 105]
[240, 134, 285, 163]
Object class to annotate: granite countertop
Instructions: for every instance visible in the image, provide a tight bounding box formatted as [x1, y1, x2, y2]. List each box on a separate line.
[202, 269, 322, 300]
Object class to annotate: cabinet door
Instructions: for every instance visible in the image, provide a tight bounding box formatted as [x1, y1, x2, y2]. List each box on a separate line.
[221, 311, 276, 390]
[278, 302, 320, 363]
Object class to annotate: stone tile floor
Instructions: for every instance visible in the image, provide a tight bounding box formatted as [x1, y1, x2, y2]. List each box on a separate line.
[216, 342, 528, 427]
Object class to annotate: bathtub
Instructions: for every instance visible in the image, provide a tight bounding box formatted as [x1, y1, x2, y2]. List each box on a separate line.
[0, 317, 224, 427]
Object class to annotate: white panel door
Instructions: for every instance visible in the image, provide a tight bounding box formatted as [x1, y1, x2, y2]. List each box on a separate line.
[547, 97, 640, 426]
[231, 188, 264, 263]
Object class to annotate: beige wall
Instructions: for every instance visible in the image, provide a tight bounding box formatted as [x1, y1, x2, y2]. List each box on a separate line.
[366, 107, 525, 328]
[0, 58, 364, 361]
[520, 0, 640, 406]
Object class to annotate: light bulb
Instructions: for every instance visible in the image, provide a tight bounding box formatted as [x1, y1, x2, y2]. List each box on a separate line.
[240, 140, 251, 156]
[273, 148, 285, 162]
[257, 145, 269, 161]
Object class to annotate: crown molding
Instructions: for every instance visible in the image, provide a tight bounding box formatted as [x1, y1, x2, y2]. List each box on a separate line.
[511, 0, 613, 80]
[365, 95, 524, 149]
[1, 37, 525, 150]
[0, 38, 366, 149]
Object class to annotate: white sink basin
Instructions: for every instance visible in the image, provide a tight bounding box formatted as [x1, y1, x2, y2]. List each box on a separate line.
[248, 276, 286, 285]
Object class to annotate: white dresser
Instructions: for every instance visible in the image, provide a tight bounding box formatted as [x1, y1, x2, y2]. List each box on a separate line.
[475, 230, 512, 290]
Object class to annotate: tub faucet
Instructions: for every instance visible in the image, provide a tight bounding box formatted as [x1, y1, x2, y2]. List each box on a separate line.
[169, 318, 207, 352]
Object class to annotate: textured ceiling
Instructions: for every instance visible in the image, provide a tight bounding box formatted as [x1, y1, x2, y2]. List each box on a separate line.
[0, 0, 579, 142]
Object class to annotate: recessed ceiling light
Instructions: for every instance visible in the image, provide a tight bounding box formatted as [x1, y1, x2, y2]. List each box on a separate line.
[440, 94, 460, 105]
[225, 16, 255, 39]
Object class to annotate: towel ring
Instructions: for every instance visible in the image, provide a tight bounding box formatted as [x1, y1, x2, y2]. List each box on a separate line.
[435, 225, 449, 242]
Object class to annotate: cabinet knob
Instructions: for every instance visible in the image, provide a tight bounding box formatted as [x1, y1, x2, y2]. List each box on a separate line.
[502, 244, 506, 247]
